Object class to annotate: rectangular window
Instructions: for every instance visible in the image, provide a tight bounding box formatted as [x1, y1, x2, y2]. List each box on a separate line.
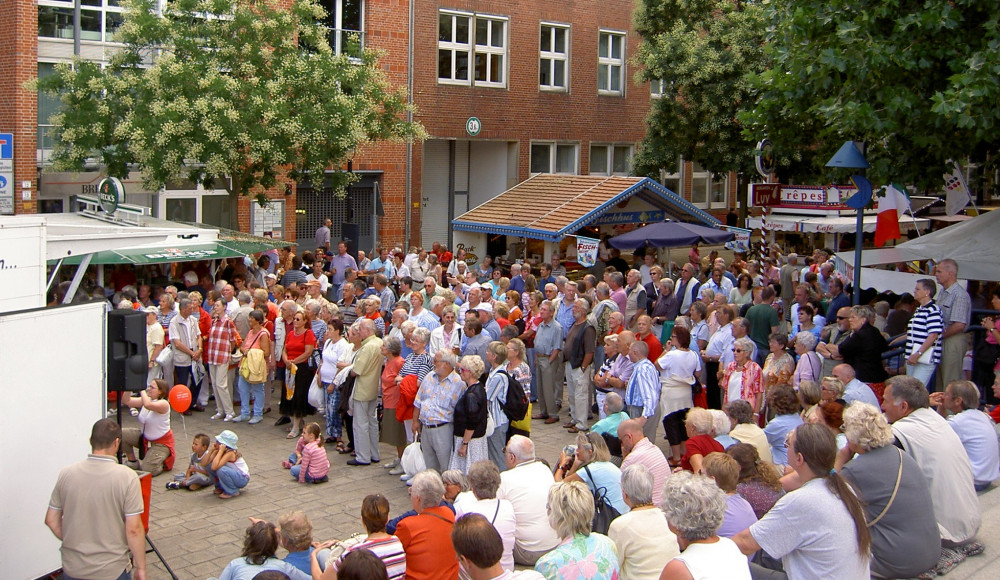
[319, 0, 365, 57]
[661, 157, 681, 196]
[589, 144, 633, 176]
[39, 0, 123, 43]
[597, 30, 625, 96]
[690, 161, 727, 208]
[439, 11, 507, 87]
[530, 142, 578, 174]
[650, 79, 666, 98]
[539, 23, 569, 91]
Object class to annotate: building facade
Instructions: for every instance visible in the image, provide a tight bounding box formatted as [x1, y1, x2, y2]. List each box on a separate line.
[2, 0, 737, 251]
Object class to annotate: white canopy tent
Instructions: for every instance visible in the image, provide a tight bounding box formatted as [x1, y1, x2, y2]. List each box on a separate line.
[838, 209, 1000, 281]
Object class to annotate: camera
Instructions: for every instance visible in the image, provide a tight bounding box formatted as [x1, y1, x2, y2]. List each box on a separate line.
[563, 444, 577, 457]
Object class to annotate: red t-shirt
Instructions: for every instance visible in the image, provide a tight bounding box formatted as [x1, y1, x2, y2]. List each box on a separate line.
[283, 328, 316, 361]
[682, 434, 724, 472]
[642, 333, 664, 362]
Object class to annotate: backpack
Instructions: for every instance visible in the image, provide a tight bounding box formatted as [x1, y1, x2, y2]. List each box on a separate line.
[497, 369, 529, 422]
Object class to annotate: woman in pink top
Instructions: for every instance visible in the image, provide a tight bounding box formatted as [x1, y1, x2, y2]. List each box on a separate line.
[380, 336, 407, 471]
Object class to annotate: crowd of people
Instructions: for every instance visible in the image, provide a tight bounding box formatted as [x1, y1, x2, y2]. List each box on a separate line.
[47, 237, 1000, 580]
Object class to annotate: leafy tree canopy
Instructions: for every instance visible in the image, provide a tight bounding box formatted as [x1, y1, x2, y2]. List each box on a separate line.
[37, 0, 424, 203]
[743, 0, 1000, 190]
[633, 0, 768, 179]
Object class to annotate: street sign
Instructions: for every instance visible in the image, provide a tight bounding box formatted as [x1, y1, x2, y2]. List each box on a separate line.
[466, 117, 482, 137]
[0, 132, 13, 215]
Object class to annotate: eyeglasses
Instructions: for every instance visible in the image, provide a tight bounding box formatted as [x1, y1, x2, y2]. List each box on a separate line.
[733, 348, 744, 353]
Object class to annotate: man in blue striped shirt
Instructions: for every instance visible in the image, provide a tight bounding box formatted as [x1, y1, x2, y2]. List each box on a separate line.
[624, 341, 661, 441]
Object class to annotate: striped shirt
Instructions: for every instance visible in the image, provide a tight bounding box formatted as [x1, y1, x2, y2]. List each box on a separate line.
[906, 301, 944, 365]
[625, 359, 660, 417]
[330, 536, 406, 580]
[486, 367, 510, 428]
[938, 283, 972, 327]
[400, 352, 434, 382]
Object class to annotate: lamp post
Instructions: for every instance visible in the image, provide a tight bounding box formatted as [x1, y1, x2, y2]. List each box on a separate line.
[826, 141, 870, 306]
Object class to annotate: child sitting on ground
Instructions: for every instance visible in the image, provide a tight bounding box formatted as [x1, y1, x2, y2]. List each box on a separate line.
[203, 429, 250, 499]
[166, 433, 212, 491]
[282, 422, 330, 484]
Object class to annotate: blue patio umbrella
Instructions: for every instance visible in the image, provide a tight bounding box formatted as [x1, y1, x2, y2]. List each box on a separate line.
[608, 220, 735, 250]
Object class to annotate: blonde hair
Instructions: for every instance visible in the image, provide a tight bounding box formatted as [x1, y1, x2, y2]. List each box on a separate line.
[547, 481, 595, 538]
[842, 402, 894, 451]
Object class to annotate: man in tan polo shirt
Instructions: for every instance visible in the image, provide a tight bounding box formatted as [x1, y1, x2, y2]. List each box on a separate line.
[46, 418, 146, 580]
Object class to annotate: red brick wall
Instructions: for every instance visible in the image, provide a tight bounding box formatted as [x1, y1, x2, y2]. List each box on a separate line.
[0, 0, 38, 214]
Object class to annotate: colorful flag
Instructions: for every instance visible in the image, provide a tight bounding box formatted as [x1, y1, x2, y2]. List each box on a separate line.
[944, 162, 971, 216]
[874, 185, 910, 247]
[575, 236, 599, 268]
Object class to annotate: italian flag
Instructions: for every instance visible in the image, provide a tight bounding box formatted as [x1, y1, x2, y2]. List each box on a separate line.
[874, 184, 910, 247]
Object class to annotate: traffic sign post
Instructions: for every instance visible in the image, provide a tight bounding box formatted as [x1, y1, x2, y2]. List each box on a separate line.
[0, 133, 13, 215]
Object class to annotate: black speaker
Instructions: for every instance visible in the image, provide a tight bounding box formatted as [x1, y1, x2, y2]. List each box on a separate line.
[342, 222, 360, 258]
[108, 309, 148, 392]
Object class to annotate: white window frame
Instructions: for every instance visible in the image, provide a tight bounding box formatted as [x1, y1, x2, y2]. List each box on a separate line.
[660, 157, 682, 196]
[38, 0, 123, 44]
[438, 10, 473, 85]
[589, 143, 633, 176]
[530, 142, 579, 175]
[650, 79, 666, 98]
[473, 14, 508, 87]
[689, 160, 728, 209]
[539, 22, 569, 92]
[597, 29, 626, 96]
[438, 10, 508, 88]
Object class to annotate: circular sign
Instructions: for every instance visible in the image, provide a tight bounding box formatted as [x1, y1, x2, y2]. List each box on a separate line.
[755, 139, 775, 178]
[97, 176, 124, 214]
[466, 117, 482, 137]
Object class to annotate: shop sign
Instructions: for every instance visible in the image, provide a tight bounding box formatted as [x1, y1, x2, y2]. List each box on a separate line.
[751, 183, 854, 210]
[593, 210, 665, 226]
[97, 177, 124, 214]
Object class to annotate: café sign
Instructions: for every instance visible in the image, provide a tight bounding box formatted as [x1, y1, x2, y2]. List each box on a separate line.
[751, 184, 855, 211]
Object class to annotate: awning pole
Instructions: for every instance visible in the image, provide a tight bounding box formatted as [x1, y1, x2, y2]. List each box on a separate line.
[96, 263, 105, 289]
[47, 258, 64, 295]
[63, 254, 93, 305]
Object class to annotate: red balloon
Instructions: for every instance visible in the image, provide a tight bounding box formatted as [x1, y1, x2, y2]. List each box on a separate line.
[168, 384, 192, 414]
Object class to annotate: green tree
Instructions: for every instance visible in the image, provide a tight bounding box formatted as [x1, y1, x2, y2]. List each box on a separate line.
[744, 0, 1000, 190]
[37, 0, 423, 203]
[633, 0, 768, 182]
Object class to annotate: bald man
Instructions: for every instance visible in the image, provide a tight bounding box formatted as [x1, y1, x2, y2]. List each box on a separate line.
[618, 419, 670, 507]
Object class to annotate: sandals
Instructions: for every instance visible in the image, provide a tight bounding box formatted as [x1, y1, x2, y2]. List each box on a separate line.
[336, 442, 350, 454]
[286, 430, 301, 439]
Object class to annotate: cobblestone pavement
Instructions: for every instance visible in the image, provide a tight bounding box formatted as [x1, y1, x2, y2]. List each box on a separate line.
[132, 392, 1000, 580]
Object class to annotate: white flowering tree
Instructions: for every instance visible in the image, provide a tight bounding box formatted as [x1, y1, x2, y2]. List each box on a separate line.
[38, 0, 423, 203]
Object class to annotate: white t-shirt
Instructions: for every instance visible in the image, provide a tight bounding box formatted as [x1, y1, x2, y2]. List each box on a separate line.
[673, 537, 750, 580]
[138, 407, 170, 440]
[750, 478, 870, 580]
[320, 337, 350, 383]
[656, 349, 701, 379]
[457, 498, 518, 571]
[497, 461, 559, 553]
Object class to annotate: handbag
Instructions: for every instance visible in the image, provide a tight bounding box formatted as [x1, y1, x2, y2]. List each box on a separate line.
[485, 410, 496, 438]
[307, 374, 325, 408]
[583, 464, 621, 535]
[337, 374, 356, 415]
[155, 344, 173, 367]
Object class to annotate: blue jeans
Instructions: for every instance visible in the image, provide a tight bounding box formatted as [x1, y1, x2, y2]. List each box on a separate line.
[526, 347, 538, 401]
[324, 382, 343, 438]
[207, 463, 249, 495]
[289, 452, 325, 483]
[237, 376, 266, 418]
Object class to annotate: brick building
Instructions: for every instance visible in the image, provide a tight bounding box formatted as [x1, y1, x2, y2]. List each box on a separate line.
[1, 0, 737, 250]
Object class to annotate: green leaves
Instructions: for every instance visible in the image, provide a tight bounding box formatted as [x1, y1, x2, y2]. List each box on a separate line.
[36, 0, 423, 198]
[634, 0, 768, 178]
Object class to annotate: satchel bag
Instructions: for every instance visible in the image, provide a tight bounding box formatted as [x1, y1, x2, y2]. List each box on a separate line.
[583, 464, 621, 535]
[239, 331, 267, 383]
